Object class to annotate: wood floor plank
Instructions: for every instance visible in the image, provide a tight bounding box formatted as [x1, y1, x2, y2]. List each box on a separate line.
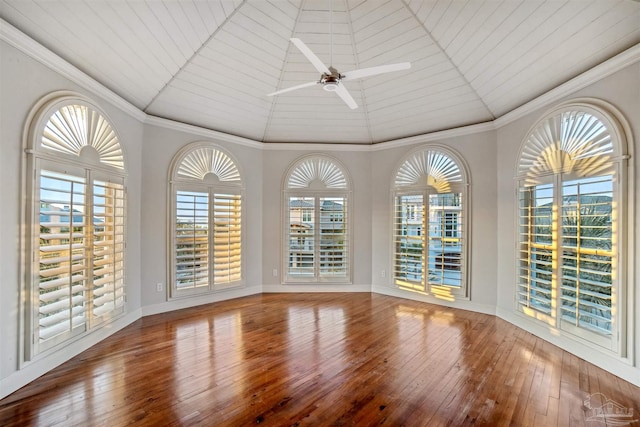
[1, 293, 638, 426]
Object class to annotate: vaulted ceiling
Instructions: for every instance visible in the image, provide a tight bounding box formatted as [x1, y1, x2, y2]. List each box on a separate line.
[1, 0, 639, 144]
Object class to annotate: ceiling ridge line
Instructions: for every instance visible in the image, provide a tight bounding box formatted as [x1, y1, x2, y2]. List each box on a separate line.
[345, 0, 374, 144]
[142, 0, 248, 113]
[399, 0, 497, 120]
[261, 0, 308, 142]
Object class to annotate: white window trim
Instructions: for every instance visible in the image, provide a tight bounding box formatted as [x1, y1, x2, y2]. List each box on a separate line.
[168, 142, 245, 300]
[21, 92, 127, 362]
[282, 154, 353, 285]
[513, 99, 634, 358]
[390, 145, 471, 299]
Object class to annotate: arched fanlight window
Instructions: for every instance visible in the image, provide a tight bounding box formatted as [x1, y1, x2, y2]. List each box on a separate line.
[287, 156, 348, 189]
[169, 143, 243, 298]
[392, 146, 469, 298]
[283, 155, 351, 283]
[40, 103, 124, 169]
[175, 147, 241, 182]
[518, 109, 615, 181]
[515, 101, 629, 353]
[24, 94, 126, 358]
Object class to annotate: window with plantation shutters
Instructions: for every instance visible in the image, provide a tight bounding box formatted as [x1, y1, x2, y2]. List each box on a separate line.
[284, 156, 351, 283]
[392, 147, 468, 298]
[26, 98, 126, 357]
[170, 144, 243, 298]
[516, 104, 629, 352]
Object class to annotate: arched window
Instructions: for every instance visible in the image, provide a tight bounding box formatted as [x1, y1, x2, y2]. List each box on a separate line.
[516, 101, 630, 353]
[25, 95, 126, 357]
[283, 155, 351, 283]
[392, 146, 469, 298]
[169, 143, 243, 298]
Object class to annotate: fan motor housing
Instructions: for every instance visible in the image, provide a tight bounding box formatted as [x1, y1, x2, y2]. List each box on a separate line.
[321, 69, 342, 91]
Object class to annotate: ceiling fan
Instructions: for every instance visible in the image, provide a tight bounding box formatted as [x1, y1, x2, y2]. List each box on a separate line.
[267, 37, 411, 109]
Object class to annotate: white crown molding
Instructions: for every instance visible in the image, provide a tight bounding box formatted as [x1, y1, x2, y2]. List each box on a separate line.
[370, 121, 497, 151]
[494, 43, 640, 129]
[0, 18, 146, 123]
[144, 115, 264, 149]
[261, 142, 373, 151]
[3, 17, 638, 150]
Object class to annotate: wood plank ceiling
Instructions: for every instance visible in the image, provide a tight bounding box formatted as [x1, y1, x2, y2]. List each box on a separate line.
[1, 0, 639, 144]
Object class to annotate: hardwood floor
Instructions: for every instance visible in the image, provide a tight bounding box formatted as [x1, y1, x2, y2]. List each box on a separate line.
[1, 293, 638, 426]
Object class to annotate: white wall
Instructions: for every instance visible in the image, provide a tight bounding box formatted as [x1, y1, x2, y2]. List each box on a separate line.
[495, 63, 640, 386]
[0, 41, 144, 398]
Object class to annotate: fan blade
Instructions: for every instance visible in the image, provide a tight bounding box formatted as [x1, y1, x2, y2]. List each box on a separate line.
[267, 81, 318, 96]
[341, 62, 411, 81]
[290, 38, 331, 75]
[334, 84, 358, 109]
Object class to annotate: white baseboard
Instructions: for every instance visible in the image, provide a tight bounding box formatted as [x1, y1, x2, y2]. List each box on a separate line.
[371, 284, 497, 315]
[142, 286, 262, 317]
[495, 307, 640, 388]
[0, 309, 141, 400]
[262, 284, 372, 293]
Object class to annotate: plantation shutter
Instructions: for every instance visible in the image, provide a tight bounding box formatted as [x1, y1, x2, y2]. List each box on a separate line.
[560, 176, 614, 336]
[37, 169, 88, 347]
[92, 178, 125, 321]
[393, 194, 424, 290]
[427, 192, 463, 287]
[287, 196, 315, 278]
[213, 193, 242, 284]
[517, 183, 554, 314]
[319, 197, 347, 278]
[175, 190, 209, 291]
